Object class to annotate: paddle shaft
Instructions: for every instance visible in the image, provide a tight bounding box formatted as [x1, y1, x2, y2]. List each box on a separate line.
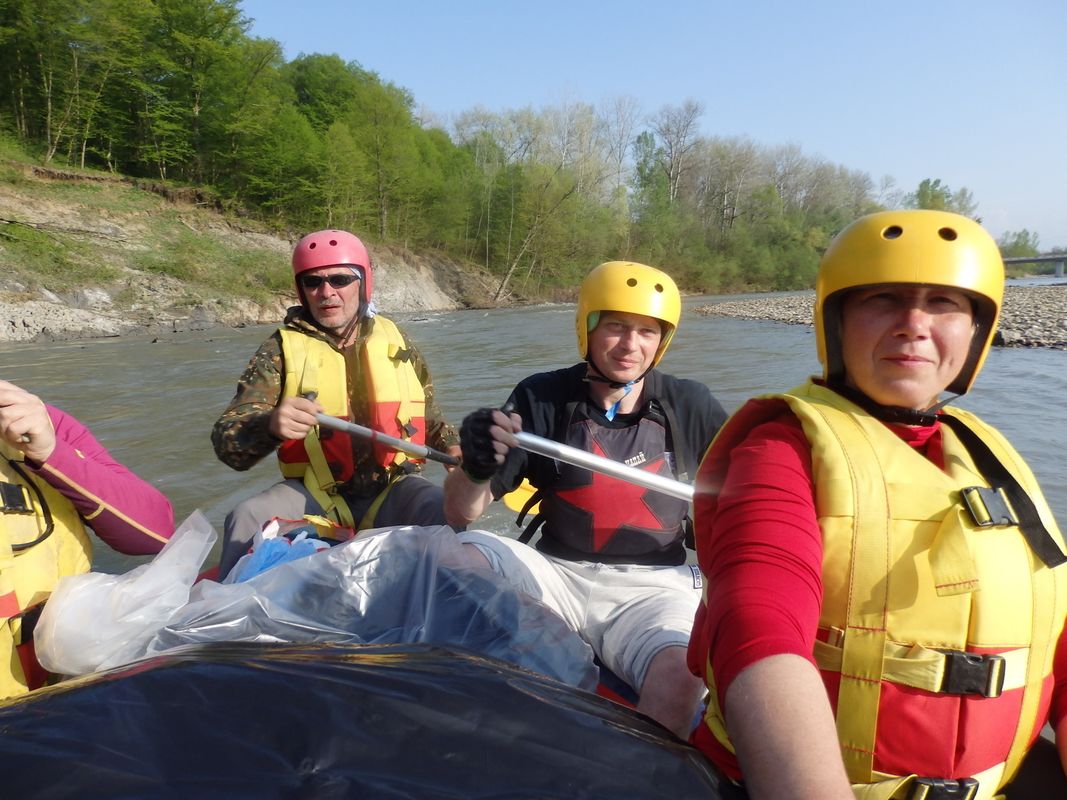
[513, 431, 695, 502]
[315, 413, 460, 467]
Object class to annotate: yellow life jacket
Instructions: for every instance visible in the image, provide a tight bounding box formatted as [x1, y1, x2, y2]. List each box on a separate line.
[697, 381, 1067, 800]
[0, 439, 92, 699]
[276, 317, 426, 527]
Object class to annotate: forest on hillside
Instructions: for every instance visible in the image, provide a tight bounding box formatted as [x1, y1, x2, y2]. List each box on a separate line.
[0, 0, 1052, 298]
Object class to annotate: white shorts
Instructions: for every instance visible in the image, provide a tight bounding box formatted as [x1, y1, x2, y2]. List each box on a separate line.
[457, 530, 702, 693]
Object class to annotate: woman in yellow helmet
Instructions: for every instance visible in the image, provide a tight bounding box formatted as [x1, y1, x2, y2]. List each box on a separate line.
[688, 210, 1067, 799]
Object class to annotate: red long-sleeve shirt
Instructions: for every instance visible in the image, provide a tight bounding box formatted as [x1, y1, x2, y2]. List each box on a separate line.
[24, 406, 174, 555]
[692, 409, 1067, 772]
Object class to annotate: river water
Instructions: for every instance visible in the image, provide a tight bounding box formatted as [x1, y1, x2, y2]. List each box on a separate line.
[3, 295, 1066, 573]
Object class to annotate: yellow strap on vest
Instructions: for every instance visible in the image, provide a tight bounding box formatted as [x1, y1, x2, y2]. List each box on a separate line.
[814, 640, 1030, 694]
[854, 762, 1005, 800]
[298, 472, 356, 529]
[357, 475, 403, 531]
[1003, 512, 1061, 781]
[851, 775, 913, 800]
[810, 402, 889, 781]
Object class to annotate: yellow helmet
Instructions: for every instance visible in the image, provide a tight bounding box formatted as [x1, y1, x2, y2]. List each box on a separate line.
[815, 209, 1003, 395]
[576, 261, 681, 369]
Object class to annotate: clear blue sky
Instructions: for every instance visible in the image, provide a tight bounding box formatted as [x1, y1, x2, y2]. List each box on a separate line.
[241, 0, 1067, 249]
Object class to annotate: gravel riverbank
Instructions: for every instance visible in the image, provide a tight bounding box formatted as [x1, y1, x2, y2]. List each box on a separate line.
[695, 285, 1067, 350]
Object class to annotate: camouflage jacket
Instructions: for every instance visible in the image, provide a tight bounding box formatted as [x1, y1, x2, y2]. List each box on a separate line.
[211, 307, 458, 497]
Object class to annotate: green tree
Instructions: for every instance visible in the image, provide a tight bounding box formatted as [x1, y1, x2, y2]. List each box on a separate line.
[630, 131, 672, 248]
[998, 229, 1041, 258]
[146, 0, 247, 182]
[318, 120, 371, 229]
[0, 0, 81, 158]
[416, 127, 479, 252]
[68, 0, 160, 169]
[204, 34, 286, 186]
[234, 101, 321, 219]
[906, 178, 979, 218]
[342, 76, 420, 238]
[283, 54, 363, 133]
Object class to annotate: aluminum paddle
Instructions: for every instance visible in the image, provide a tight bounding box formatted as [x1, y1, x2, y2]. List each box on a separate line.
[512, 431, 695, 502]
[315, 413, 460, 467]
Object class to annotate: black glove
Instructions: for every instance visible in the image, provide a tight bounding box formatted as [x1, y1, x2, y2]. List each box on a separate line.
[460, 407, 501, 482]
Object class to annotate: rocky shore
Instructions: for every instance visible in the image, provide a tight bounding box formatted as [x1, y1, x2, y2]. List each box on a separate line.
[695, 284, 1067, 350]
[0, 169, 503, 345]
[1, 248, 500, 344]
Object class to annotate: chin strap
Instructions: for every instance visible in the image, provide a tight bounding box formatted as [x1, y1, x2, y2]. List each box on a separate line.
[337, 316, 361, 350]
[827, 381, 954, 427]
[584, 358, 629, 389]
[336, 301, 377, 350]
[583, 359, 640, 420]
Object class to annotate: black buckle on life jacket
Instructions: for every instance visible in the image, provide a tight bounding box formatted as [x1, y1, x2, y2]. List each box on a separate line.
[401, 421, 418, 438]
[391, 347, 413, 363]
[961, 486, 1018, 527]
[908, 777, 978, 800]
[0, 481, 33, 513]
[940, 651, 1005, 698]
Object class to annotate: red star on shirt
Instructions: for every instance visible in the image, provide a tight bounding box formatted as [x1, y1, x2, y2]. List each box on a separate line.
[554, 438, 672, 551]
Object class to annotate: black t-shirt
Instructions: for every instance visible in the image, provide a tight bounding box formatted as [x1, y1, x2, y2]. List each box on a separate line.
[490, 364, 727, 565]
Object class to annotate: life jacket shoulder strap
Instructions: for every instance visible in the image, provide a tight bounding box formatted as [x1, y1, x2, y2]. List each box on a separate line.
[939, 412, 1066, 568]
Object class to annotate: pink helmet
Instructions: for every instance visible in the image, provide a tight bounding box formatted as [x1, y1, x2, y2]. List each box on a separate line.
[291, 230, 373, 303]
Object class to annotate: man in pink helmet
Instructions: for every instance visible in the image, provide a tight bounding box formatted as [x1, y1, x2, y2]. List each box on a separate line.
[211, 230, 460, 579]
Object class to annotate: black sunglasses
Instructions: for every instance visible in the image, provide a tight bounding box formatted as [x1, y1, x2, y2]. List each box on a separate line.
[299, 273, 360, 290]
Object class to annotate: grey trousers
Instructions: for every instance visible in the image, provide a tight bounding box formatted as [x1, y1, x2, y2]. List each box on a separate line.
[218, 475, 448, 579]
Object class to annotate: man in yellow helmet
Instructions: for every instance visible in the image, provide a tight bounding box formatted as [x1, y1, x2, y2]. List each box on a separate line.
[445, 261, 727, 738]
[688, 210, 1067, 798]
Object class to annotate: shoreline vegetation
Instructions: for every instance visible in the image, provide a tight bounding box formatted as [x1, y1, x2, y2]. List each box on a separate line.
[695, 284, 1067, 351]
[2, 146, 1062, 351]
[4, 281, 1064, 351]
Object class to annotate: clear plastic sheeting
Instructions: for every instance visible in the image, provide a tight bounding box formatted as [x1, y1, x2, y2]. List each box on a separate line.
[36, 518, 598, 690]
[0, 642, 729, 799]
[34, 510, 218, 674]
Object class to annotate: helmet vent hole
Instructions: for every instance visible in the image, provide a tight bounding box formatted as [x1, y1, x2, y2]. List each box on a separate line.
[938, 227, 958, 241]
[882, 225, 903, 240]
[626, 278, 637, 287]
[308, 243, 317, 250]
[654, 283, 664, 293]
[329, 239, 338, 246]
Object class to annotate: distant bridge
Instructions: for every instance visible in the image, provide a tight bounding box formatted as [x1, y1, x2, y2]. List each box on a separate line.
[1003, 254, 1065, 278]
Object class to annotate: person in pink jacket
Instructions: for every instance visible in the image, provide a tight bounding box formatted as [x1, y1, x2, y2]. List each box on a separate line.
[0, 380, 174, 695]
